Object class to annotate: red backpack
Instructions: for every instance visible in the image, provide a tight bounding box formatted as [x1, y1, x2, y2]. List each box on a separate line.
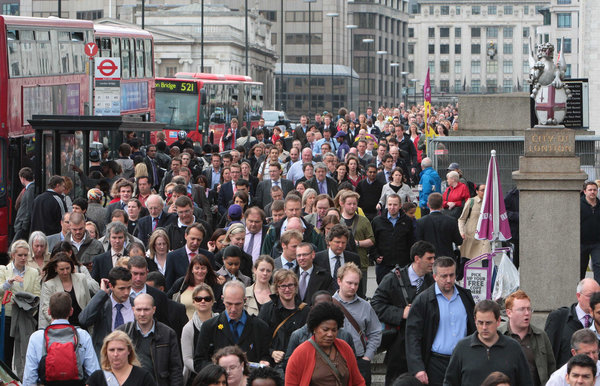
[38, 324, 84, 385]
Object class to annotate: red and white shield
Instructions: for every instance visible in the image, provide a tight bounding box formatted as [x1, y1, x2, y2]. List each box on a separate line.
[535, 85, 567, 125]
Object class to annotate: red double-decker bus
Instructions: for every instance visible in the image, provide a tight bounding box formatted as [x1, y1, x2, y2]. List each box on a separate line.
[155, 73, 263, 146]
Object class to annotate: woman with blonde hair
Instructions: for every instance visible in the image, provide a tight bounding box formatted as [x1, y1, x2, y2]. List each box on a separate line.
[134, 162, 149, 179]
[148, 229, 170, 275]
[215, 223, 253, 278]
[245, 255, 275, 316]
[86, 330, 154, 385]
[0, 240, 40, 373]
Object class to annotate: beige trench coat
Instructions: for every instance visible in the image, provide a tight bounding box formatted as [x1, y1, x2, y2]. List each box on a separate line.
[457, 196, 491, 259]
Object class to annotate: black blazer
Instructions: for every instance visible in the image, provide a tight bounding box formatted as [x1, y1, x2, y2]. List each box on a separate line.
[254, 178, 294, 208]
[370, 265, 434, 370]
[164, 247, 215, 289]
[405, 284, 475, 374]
[90, 250, 114, 283]
[193, 312, 271, 372]
[416, 212, 463, 258]
[167, 299, 189, 340]
[105, 201, 126, 224]
[376, 170, 391, 185]
[293, 264, 335, 305]
[218, 181, 235, 215]
[133, 213, 177, 247]
[314, 249, 364, 298]
[544, 303, 585, 367]
[307, 177, 339, 198]
[146, 284, 170, 326]
[144, 156, 166, 189]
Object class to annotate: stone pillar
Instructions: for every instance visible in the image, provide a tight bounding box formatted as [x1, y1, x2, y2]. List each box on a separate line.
[513, 128, 587, 311]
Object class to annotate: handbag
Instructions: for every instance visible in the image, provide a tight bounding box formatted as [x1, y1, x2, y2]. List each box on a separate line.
[378, 267, 410, 352]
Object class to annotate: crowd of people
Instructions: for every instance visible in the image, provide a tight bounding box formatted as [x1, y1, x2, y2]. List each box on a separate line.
[3, 102, 599, 386]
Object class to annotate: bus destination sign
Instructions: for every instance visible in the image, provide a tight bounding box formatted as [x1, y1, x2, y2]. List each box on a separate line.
[155, 80, 198, 94]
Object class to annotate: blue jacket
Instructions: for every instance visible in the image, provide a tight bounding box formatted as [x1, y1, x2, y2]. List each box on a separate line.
[419, 167, 441, 208]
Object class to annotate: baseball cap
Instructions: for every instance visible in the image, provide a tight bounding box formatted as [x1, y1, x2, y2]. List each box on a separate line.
[228, 204, 243, 220]
[447, 162, 460, 171]
[334, 131, 347, 139]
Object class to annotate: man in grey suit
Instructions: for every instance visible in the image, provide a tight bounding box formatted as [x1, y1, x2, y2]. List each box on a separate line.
[13, 167, 35, 242]
[79, 266, 134, 356]
[47, 212, 71, 252]
[255, 162, 294, 208]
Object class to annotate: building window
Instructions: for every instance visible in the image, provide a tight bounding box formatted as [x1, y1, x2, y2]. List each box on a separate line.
[408, 43, 414, 55]
[408, 61, 414, 73]
[440, 27, 450, 38]
[503, 79, 513, 93]
[472, 6, 480, 15]
[563, 38, 572, 53]
[428, 28, 435, 38]
[440, 80, 450, 92]
[441, 5, 449, 15]
[566, 64, 572, 78]
[486, 79, 497, 93]
[504, 5, 513, 15]
[428, 44, 435, 54]
[455, 27, 461, 38]
[557, 13, 572, 28]
[487, 60, 498, 73]
[471, 27, 481, 38]
[287, 33, 323, 45]
[455, 60, 461, 74]
[271, 33, 277, 45]
[557, 0, 571, 4]
[456, 6, 461, 15]
[503, 27, 513, 38]
[471, 79, 481, 93]
[166, 66, 177, 77]
[408, 28, 414, 38]
[471, 60, 481, 74]
[440, 44, 449, 54]
[523, 6, 529, 15]
[357, 13, 377, 29]
[523, 60, 529, 74]
[428, 61, 435, 74]
[503, 43, 513, 54]
[487, 27, 498, 38]
[488, 6, 496, 15]
[472, 44, 481, 54]
[440, 60, 449, 73]
[455, 79, 463, 92]
[285, 11, 321, 22]
[260, 10, 277, 21]
[503, 60, 513, 73]
[523, 27, 530, 38]
[523, 43, 529, 54]
[76, 10, 103, 19]
[429, 5, 434, 14]
[455, 44, 461, 54]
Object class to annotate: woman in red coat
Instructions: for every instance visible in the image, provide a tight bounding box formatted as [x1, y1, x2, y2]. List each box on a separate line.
[285, 302, 365, 386]
[442, 170, 471, 218]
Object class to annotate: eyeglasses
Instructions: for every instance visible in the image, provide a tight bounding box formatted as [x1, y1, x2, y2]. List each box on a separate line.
[223, 363, 241, 373]
[278, 283, 296, 290]
[193, 296, 213, 303]
[511, 307, 533, 313]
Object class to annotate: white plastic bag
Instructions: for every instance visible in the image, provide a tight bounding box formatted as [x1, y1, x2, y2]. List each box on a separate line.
[492, 252, 519, 301]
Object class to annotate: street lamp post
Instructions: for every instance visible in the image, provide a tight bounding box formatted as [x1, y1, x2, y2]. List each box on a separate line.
[390, 63, 399, 108]
[245, 0, 249, 76]
[401, 71, 409, 107]
[411, 78, 419, 108]
[376, 50, 387, 108]
[280, 0, 284, 110]
[304, 0, 316, 115]
[346, 24, 357, 112]
[362, 38, 374, 111]
[201, 0, 204, 72]
[326, 13, 339, 113]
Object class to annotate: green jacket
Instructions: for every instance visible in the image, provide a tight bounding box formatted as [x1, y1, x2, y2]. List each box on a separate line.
[344, 214, 375, 270]
[498, 322, 556, 385]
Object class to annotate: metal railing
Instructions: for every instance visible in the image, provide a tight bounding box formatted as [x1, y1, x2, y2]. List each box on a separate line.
[426, 135, 600, 190]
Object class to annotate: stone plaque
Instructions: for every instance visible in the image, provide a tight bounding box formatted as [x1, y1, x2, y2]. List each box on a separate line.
[524, 128, 575, 157]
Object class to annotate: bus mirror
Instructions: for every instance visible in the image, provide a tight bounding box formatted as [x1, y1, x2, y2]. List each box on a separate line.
[200, 89, 207, 105]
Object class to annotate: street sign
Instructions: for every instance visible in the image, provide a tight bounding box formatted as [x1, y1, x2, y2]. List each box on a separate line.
[94, 58, 121, 80]
[84, 42, 98, 58]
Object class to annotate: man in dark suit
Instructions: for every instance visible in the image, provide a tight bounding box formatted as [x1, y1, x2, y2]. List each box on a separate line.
[133, 194, 176, 247]
[105, 180, 135, 225]
[545, 278, 600, 367]
[292, 115, 309, 146]
[254, 162, 293, 208]
[127, 256, 170, 325]
[13, 167, 35, 242]
[295, 242, 334, 305]
[405, 256, 475, 386]
[144, 144, 165, 191]
[165, 223, 214, 289]
[356, 164, 384, 221]
[165, 195, 212, 251]
[30, 175, 67, 236]
[243, 207, 269, 262]
[416, 193, 462, 258]
[370, 241, 436, 384]
[314, 224, 364, 298]
[202, 153, 222, 190]
[91, 222, 129, 283]
[194, 281, 271, 371]
[308, 162, 338, 198]
[146, 272, 189, 340]
[179, 166, 212, 224]
[376, 154, 395, 185]
[218, 163, 241, 215]
[79, 267, 134, 356]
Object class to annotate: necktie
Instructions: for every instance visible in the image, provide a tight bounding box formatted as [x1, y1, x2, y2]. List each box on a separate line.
[230, 320, 240, 343]
[416, 277, 424, 293]
[121, 202, 126, 210]
[285, 262, 294, 270]
[319, 181, 326, 194]
[333, 256, 341, 278]
[152, 217, 158, 231]
[316, 217, 322, 229]
[385, 171, 390, 182]
[246, 233, 256, 256]
[585, 314, 592, 328]
[151, 159, 158, 183]
[273, 181, 280, 187]
[114, 303, 125, 330]
[299, 271, 309, 300]
[189, 252, 197, 261]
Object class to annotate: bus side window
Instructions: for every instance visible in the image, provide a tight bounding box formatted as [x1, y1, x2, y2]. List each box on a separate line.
[135, 39, 144, 79]
[121, 38, 130, 79]
[111, 37, 120, 58]
[7, 40, 20, 77]
[129, 38, 136, 78]
[58, 30, 73, 74]
[36, 30, 51, 76]
[100, 37, 111, 57]
[71, 31, 85, 74]
[144, 39, 153, 78]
